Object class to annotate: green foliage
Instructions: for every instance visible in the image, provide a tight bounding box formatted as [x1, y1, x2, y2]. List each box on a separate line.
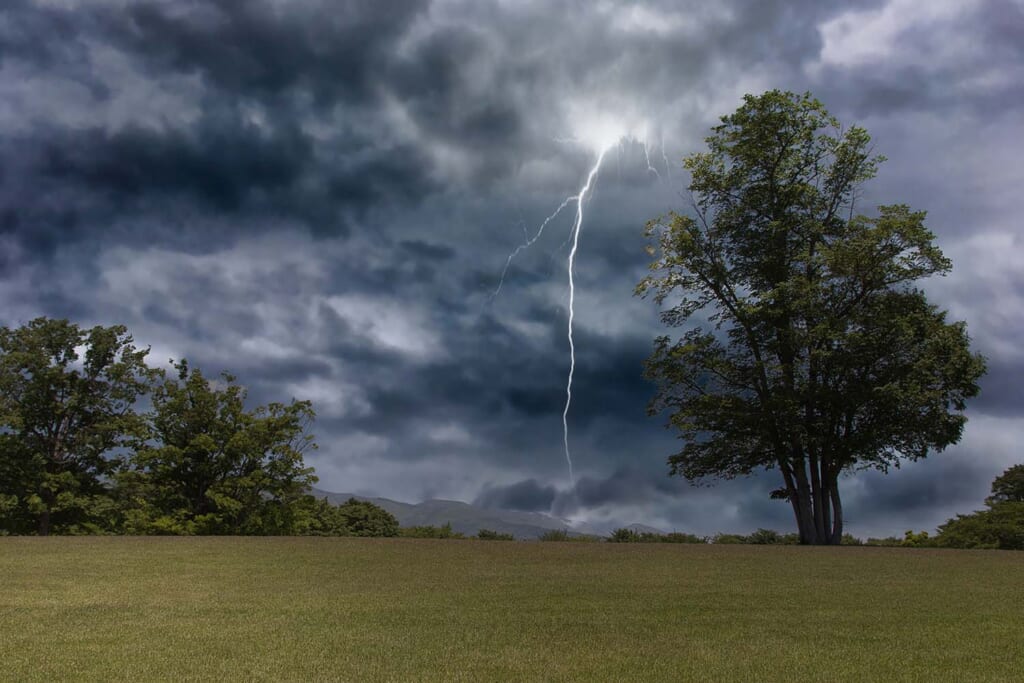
[865, 536, 904, 547]
[901, 530, 933, 548]
[637, 90, 986, 544]
[987, 464, 1024, 505]
[710, 530, 799, 545]
[476, 529, 514, 541]
[608, 528, 707, 543]
[934, 503, 1024, 550]
[399, 522, 466, 539]
[931, 465, 1024, 550]
[711, 533, 748, 545]
[538, 529, 570, 542]
[0, 318, 155, 535]
[334, 498, 398, 537]
[297, 497, 352, 536]
[116, 359, 318, 535]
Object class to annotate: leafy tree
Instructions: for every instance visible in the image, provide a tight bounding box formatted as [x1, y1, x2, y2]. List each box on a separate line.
[934, 464, 1024, 550]
[119, 360, 317, 535]
[934, 504, 1024, 550]
[399, 522, 466, 539]
[0, 318, 154, 535]
[297, 496, 352, 536]
[477, 528, 514, 540]
[638, 91, 986, 544]
[333, 497, 399, 537]
[298, 496, 398, 537]
[987, 464, 1024, 505]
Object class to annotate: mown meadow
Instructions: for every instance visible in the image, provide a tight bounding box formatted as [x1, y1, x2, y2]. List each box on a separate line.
[2, 537, 1021, 681]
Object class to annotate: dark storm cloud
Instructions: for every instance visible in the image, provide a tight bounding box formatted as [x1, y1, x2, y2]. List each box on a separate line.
[474, 479, 557, 512]
[106, 0, 428, 106]
[1, 0, 1020, 539]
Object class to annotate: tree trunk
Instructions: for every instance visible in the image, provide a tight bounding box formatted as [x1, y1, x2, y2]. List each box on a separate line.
[37, 488, 53, 537]
[828, 478, 844, 544]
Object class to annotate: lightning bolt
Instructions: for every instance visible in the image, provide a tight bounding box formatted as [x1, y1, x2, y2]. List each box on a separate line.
[642, 140, 661, 180]
[491, 196, 576, 300]
[562, 147, 609, 487]
[492, 135, 654, 487]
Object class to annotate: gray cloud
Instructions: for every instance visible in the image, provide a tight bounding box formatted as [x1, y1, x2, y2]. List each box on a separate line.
[1, 0, 1020, 538]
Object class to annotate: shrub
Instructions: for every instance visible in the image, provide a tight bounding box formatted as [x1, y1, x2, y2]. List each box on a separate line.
[477, 529, 514, 541]
[608, 528, 641, 543]
[934, 502, 1024, 550]
[399, 522, 466, 539]
[865, 536, 903, 547]
[711, 533, 748, 544]
[608, 528, 706, 543]
[539, 529, 570, 542]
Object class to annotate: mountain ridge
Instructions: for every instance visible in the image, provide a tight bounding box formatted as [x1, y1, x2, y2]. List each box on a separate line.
[310, 487, 614, 539]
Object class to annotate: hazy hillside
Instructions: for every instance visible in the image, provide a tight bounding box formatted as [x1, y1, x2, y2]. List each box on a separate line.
[310, 488, 602, 539]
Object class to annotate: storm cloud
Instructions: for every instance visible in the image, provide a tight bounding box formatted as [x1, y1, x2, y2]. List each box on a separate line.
[1, 0, 1021, 537]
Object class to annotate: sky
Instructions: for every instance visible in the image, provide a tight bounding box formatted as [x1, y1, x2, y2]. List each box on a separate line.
[2, 0, 1022, 538]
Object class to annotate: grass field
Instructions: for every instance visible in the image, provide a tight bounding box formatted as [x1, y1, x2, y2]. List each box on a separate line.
[1, 538, 1022, 681]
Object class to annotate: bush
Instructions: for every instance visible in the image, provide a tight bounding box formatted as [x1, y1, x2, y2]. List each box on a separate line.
[539, 529, 570, 542]
[934, 503, 1024, 550]
[865, 536, 903, 547]
[711, 533, 748, 544]
[662, 532, 707, 544]
[607, 528, 706, 543]
[300, 497, 397, 537]
[477, 529, 514, 541]
[399, 522, 466, 539]
[608, 528, 641, 543]
[901, 530, 933, 547]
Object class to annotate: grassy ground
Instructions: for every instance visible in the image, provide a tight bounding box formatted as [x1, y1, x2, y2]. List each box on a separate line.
[1, 538, 1022, 682]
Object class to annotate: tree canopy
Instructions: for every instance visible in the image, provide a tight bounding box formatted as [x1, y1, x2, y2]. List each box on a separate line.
[0, 317, 397, 537]
[118, 360, 319, 535]
[0, 318, 154, 535]
[638, 90, 986, 544]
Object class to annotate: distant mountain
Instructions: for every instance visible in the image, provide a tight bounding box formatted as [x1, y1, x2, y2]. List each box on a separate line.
[310, 488, 594, 539]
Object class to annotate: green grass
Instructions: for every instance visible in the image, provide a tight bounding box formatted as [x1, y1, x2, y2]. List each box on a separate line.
[1, 538, 1022, 681]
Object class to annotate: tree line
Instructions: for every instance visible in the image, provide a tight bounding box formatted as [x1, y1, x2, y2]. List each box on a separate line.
[0, 317, 397, 537]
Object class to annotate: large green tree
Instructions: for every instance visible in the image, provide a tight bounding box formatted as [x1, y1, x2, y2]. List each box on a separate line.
[638, 91, 986, 544]
[118, 360, 318, 535]
[0, 318, 154, 535]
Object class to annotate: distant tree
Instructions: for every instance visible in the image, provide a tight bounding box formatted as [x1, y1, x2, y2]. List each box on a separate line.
[477, 528, 514, 541]
[296, 497, 351, 536]
[607, 528, 707, 543]
[608, 528, 642, 542]
[934, 504, 1024, 550]
[399, 522, 466, 539]
[118, 360, 317, 535]
[934, 464, 1024, 550]
[538, 529, 570, 542]
[0, 318, 154, 535]
[333, 497, 399, 537]
[987, 464, 1024, 505]
[638, 90, 986, 544]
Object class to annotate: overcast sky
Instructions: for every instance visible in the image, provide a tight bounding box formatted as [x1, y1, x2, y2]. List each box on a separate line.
[2, 0, 1021, 537]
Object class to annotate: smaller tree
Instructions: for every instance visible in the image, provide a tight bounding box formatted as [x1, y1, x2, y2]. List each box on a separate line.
[333, 497, 399, 537]
[0, 318, 154, 535]
[935, 464, 1024, 550]
[986, 464, 1024, 505]
[296, 497, 399, 537]
[120, 360, 317, 535]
